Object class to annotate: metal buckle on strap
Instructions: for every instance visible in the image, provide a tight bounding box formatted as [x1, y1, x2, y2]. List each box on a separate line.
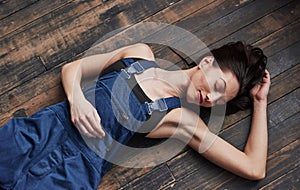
[120, 61, 144, 79]
[128, 61, 144, 74]
[120, 69, 131, 79]
[145, 98, 168, 115]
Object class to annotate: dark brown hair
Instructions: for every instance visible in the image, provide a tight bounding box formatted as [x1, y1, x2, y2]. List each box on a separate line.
[211, 41, 267, 115]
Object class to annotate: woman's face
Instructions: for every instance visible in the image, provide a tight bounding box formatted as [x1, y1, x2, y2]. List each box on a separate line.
[186, 56, 240, 107]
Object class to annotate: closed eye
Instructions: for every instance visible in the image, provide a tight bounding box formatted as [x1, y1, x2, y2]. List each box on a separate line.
[215, 78, 226, 93]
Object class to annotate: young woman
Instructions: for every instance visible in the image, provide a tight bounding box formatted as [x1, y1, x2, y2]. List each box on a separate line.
[0, 42, 270, 190]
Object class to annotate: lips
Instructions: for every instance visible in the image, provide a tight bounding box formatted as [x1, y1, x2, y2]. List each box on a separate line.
[198, 91, 203, 105]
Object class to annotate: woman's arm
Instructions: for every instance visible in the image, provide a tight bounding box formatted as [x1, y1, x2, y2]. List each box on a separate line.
[202, 70, 270, 180]
[61, 43, 154, 138]
[147, 70, 271, 180]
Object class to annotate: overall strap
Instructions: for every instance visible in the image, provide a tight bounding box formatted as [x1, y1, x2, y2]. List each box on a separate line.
[143, 97, 181, 115]
[120, 60, 159, 79]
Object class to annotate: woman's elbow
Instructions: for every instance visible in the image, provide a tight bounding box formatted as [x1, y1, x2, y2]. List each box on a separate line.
[244, 167, 266, 180]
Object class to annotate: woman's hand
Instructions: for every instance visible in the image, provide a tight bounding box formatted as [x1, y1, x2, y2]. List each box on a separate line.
[250, 69, 271, 103]
[70, 95, 105, 138]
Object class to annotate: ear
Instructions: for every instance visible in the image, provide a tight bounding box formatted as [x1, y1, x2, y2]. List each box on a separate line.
[198, 56, 214, 69]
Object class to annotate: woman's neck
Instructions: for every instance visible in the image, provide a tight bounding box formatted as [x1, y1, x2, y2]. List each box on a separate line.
[135, 67, 193, 100]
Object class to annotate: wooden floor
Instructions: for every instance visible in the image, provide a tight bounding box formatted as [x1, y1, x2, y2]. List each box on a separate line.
[1, 0, 299, 189]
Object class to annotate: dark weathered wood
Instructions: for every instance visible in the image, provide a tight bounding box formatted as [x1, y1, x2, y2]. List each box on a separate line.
[98, 165, 154, 190]
[38, 0, 181, 69]
[0, 0, 181, 96]
[0, 0, 72, 38]
[119, 164, 175, 190]
[168, 0, 299, 67]
[209, 0, 300, 55]
[260, 167, 300, 190]
[212, 140, 300, 190]
[80, 0, 255, 67]
[267, 41, 300, 78]
[98, 164, 175, 190]
[171, 0, 294, 62]
[0, 65, 63, 124]
[255, 18, 300, 57]
[267, 112, 300, 154]
[166, 139, 300, 190]
[268, 64, 300, 103]
[175, 0, 256, 35]
[0, 85, 66, 126]
[0, 0, 39, 20]
[0, 56, 45, 96]
[0, 0, 103, 55]
[194, 0, 293, 45]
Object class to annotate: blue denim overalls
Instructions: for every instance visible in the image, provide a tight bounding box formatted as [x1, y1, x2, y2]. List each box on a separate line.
[0, 58, 181, 190]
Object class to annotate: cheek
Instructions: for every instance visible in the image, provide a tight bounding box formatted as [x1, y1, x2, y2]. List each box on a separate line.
[227, 84, 240, 101]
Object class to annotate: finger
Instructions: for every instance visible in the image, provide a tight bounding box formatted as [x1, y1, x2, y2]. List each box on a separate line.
[79, 116, 99, 138]
[88, 111, 105, 137]
[93, 110, 105, 136]
[76, 123, 96, 138]
[261, 70, 270, 83]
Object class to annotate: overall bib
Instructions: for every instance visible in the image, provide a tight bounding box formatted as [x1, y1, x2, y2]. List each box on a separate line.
[0, 58, 181, 190]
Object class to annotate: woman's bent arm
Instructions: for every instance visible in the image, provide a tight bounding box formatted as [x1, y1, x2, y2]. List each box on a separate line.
[61, 43, 154, 138]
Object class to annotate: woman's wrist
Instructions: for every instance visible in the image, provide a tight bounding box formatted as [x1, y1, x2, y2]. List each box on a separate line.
[67, 85, 85, 105]
[253, 98, 267, 110]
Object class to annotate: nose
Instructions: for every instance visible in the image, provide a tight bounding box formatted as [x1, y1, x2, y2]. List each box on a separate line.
[205, 93, 223, 105]
[205, 93, 213, 103]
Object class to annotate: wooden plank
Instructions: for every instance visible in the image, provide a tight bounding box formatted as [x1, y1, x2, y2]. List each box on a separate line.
[212, 140, 300, 190]
[0, 65, 61, 117]
[260, 167, 300, 190]
[268, 64, 300, 103]
[267, 113, 300, 155]
[0, 85, 66, 126]
[0, 0, 112, 61]
[34, 0, 182, 69]
[98, 165, 154, 190]
[167, 88, 300, 182]
[173, 1, 300, 74]
[98, 164, 175, 190]
[209, 0, 300, 56]
[0, 0, 181, 95]
[81, 0, 255, 67]
[0, 56, 45, 96]
[146, 0, 216, 23]
[267, 41, 300, 78]
[0, 0, 73, 38]
[0, 0, 39, 20]
[166, 140, 300, 190]
[169, 0, 294, 61]
[175, 0, 256, 35]
[194, 0, 294, 46]
[120, 164, 175, 190]
[254, 18, 300, 57]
